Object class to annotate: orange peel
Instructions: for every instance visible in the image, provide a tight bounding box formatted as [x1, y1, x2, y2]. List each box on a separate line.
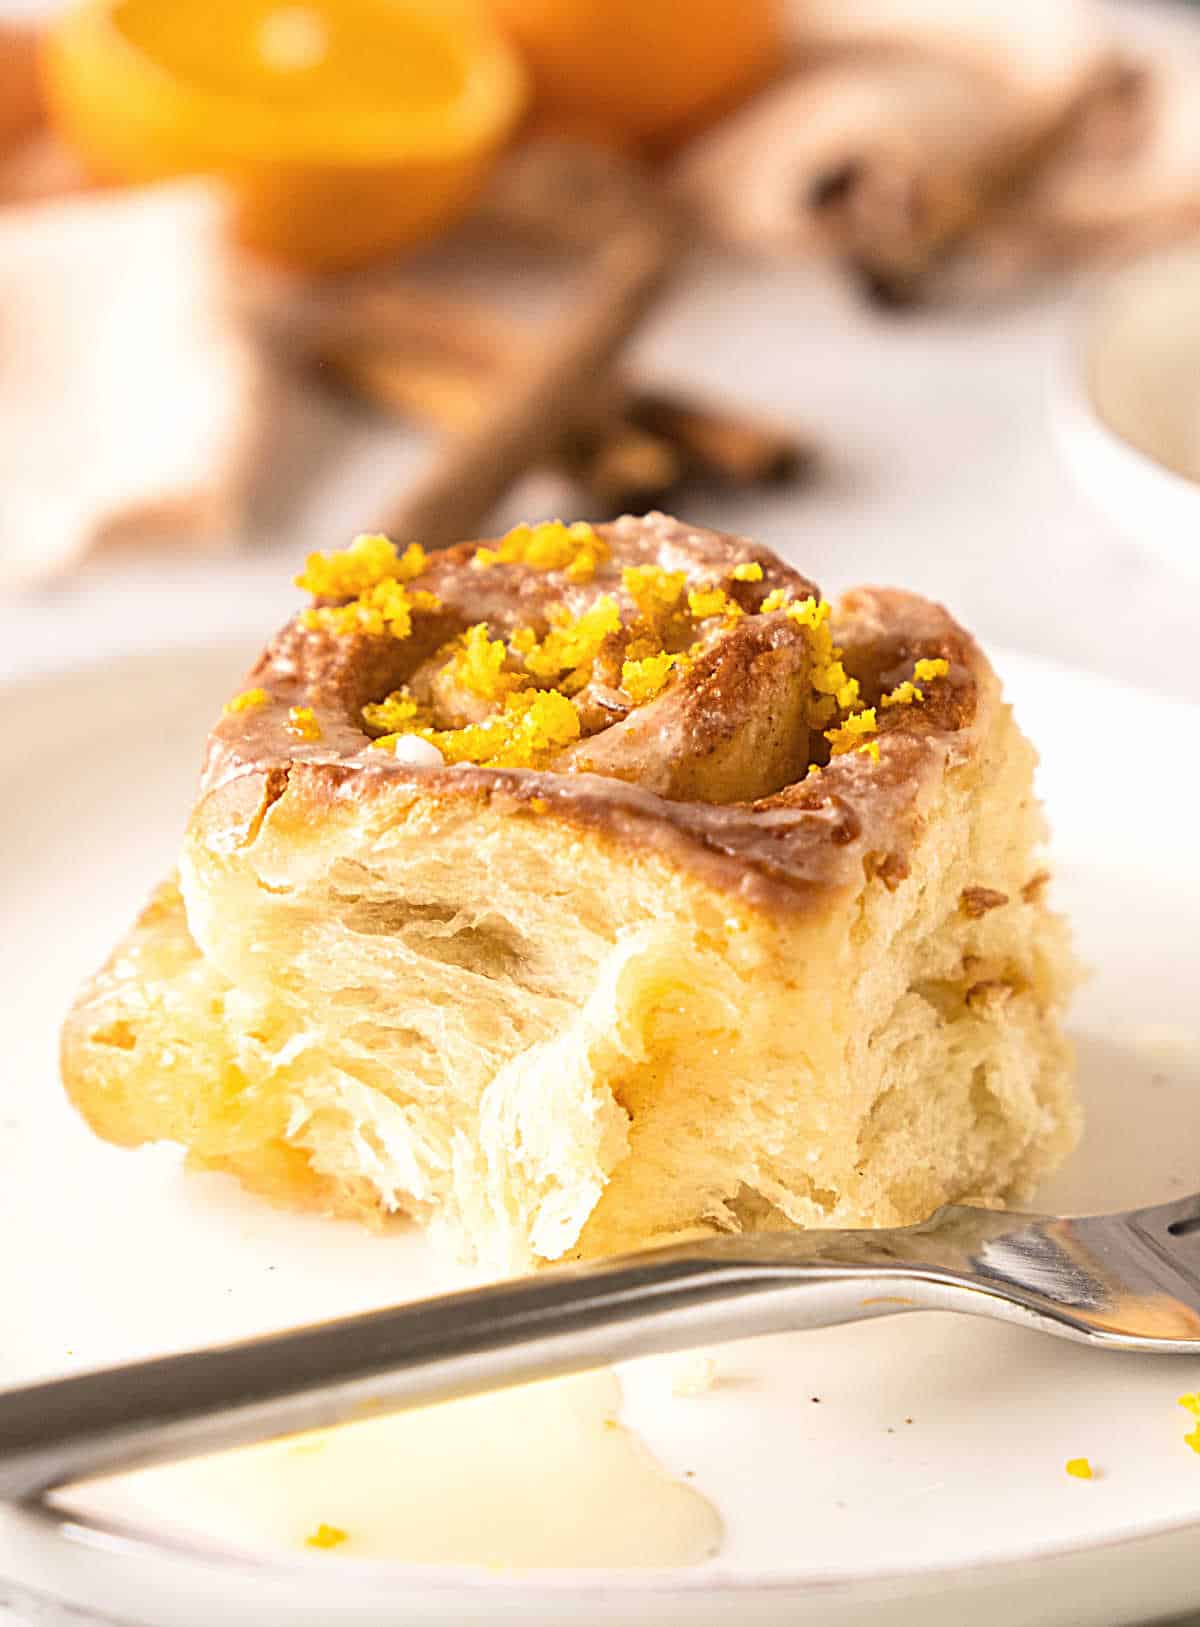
[43, 0, 527, 271]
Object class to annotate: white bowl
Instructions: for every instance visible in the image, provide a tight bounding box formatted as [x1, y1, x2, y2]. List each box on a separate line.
[1052, 241, 1200, 583]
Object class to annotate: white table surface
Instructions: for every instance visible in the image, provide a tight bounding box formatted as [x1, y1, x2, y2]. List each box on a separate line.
[2, 250, 1197, 704]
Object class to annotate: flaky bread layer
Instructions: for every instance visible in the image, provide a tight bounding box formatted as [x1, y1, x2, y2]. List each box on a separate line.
[63, 670, 1077, 1272]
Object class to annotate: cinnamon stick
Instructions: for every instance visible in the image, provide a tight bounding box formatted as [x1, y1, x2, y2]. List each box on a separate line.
[306, 284, 813, 497]
[339, 345, 683, 510]
[379, 217, 682, 546]
[809, 54, 1141, 303]
[626, 391, 809, 486]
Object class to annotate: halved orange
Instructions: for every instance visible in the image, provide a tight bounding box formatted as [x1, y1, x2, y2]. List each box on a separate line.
[42, 0, 527, 272]
[487, 0, 786, 152]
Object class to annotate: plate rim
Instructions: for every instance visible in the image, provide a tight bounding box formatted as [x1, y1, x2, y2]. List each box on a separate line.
[17, 1480, 1200, 1602]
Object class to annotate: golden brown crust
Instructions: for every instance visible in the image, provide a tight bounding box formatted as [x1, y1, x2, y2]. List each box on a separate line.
[200, 514, 991, 912]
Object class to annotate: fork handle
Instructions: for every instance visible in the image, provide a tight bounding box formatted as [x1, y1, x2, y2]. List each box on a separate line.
[0, 1237, 932, 1501]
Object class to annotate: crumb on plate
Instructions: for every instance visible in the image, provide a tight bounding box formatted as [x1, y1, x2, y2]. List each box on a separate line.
[1180, 1392, 1200, 1454]
[305, 1522, 349, 1549]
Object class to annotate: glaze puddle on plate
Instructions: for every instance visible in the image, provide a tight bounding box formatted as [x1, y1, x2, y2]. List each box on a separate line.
[56, 1370, 722, 1569]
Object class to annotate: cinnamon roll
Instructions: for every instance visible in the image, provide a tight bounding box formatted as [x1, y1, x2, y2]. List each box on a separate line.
[62, 514, 1078, 1270]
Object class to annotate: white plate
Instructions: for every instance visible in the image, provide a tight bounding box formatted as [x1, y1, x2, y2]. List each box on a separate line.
[1052, 241, 1200, 583]
[2, 643, 1199, 1627]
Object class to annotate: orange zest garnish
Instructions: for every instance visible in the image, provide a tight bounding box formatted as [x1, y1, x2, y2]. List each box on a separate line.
[223, 687, 269, 714]
[286, 705, 321, 741]
[475, 520, 609, 582]
[305, 1523, 348, 1550]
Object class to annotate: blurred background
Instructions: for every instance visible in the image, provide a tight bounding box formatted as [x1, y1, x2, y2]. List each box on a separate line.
[3, 0, 1200, 699]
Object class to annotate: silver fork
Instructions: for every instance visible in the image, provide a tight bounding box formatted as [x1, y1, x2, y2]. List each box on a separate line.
[2, 1192, 1199, 1504]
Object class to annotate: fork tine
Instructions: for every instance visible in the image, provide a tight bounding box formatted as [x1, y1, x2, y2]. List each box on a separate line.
[1126, 1190, 1200, 1237]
